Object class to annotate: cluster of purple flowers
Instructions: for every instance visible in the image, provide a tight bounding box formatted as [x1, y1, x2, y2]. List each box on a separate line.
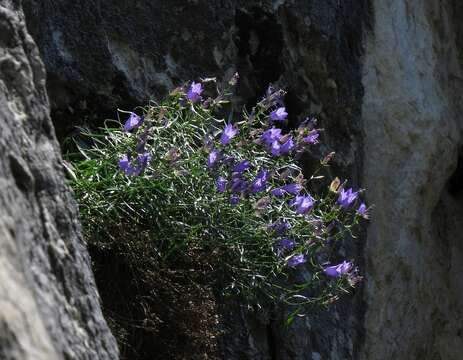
[118, 112, 152, 176]
[117, 80, 367, 291]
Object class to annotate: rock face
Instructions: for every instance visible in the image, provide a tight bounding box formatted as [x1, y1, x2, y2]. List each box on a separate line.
[361, 0, 463, 359]
[18, 0, 463, 359]
[0, 1, 118, 359]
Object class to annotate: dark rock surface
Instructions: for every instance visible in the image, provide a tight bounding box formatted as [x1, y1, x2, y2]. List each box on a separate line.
[18, 0, 463, 359]
[0, 1, 118, 358]
[22, 1, 369, 358]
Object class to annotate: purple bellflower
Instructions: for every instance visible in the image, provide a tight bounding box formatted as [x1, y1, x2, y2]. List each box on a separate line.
[230, 177, 248, 193]
[323, 261, 353, 278]
[124, 112, 143, 132]
[207, 150, 221, 169]
[303, 130, 320, 144]
[271, 183, 302, 197]
[217, 177, 228, 193]
[233, 160, 250, 173]
[268, 220, 291, 234]
[290, 195, 315, 215]
[270, 141, 281, 156]
[187, 81, 203, 103]
[220, 123, 238, 146]
[137, 152, 151, 168]
[279, 137, 295, 155]
[250, 170, 269, 194]
[270, 107, 288, 122]
[118, 152, 151, 176]
[230, 194, 240, 206]
[261, 127, 282, 145]
[287, 254, 307, 267]
[271, 188, 285, 197]
[277, 238, 295, 253]
[283, 183, 302, 195]
[357, 203, 370, 219]
[118, 155, 133, 175]
[337, 188, 359, 209]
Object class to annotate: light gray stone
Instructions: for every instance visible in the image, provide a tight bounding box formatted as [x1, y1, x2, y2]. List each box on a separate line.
[362, 0, 463, 359]
[0, 1, 118, 359]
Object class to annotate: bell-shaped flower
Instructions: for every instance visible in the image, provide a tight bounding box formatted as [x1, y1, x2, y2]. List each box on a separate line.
[277, 238, 295, 253]
[124, 112, 143, 132]
[220, 123, 239, 146]
[230, 194, 240, 206]
[290, 195, 315, 215]
[279, 136, 295, 155]
[323, 261, 353, 278]
[250, 170, 269, 194]
[216, 177, 227, 193]
[233, 160, 250, 174]
[270, 107, 288, 121]
[303, 130, 319, 144]
[207, 150, 221, 169]
[187, 81, 203, 103]
[261, 127, 282, 145]
[337, 188, 358, 209]
[287, 254, 306, 267]
[357, 203, 370, 219]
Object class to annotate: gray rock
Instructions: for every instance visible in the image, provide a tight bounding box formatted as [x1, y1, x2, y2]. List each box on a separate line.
[361, 0, 463, 359]
[0, 1, 118, 359]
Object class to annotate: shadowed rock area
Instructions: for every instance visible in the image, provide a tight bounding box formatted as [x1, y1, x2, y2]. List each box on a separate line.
[0, 1, 118, 358]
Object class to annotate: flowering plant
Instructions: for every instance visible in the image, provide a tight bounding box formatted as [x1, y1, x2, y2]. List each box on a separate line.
[68, 75, 368, 322]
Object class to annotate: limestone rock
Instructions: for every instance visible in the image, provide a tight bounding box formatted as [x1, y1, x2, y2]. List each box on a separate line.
[361, 1, 463, 359]
[0, 1, 118, 359]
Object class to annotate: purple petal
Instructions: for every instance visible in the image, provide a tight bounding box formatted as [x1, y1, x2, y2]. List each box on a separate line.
[220, 123, 238, 146]
[250, 170, 269, 193]
[207, 150, 221, 168]
[187, 81, 203, 103]
[270, 141, 281, 156]
[323, 261, 353, 278]
[277, 238, 295, 252]
[291, 195, 315, 215]
[123, 112, 143, 132]
[233, 160, 250, 173]
[357, 203, 367, 215]
[119, 155, 130, 171]
[287, 254, 306, 267]
[282, 183, 302, 195]
[261, 127, 282, 145]
[303, 130, 320, 144]
[337, 188, 358, 209]
[279, 137, 295, 155]
[270, 107, 288, 122]
[271, 188, 285, 197]
[217, 177, 228, 193]
[230, 194, 240, 206]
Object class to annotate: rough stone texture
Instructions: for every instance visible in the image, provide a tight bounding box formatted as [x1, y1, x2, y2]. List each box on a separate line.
[22, 2, 370, 358]
[22, 0, 369, 359]
[0, 1, 118, 359]
[19, 0, 463, 359]
[361, 0, 463, 359]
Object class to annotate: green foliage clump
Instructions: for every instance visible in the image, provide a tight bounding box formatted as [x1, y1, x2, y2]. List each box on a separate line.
[67, 76, 366, 320]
